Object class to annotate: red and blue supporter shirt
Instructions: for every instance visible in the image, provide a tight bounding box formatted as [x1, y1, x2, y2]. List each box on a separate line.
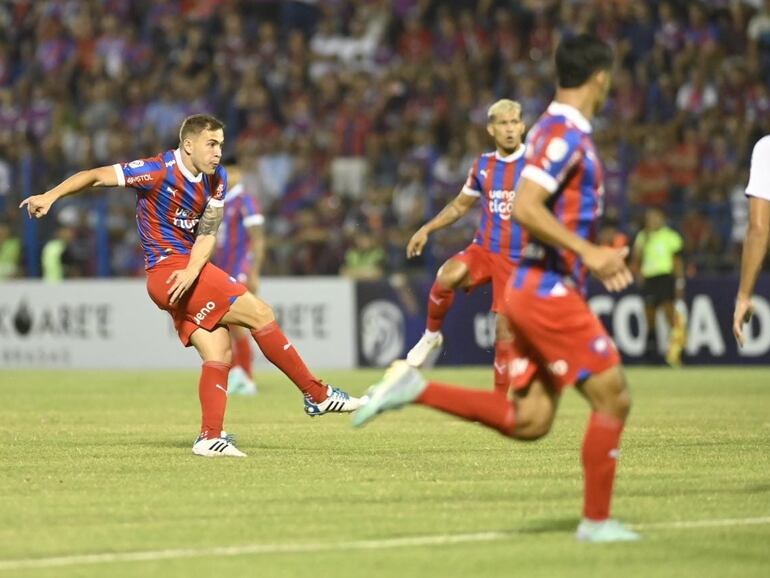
[461, 144, 527, 262]
[513, 102, 605, 295]
[214, 182, 264, 274]
[112, 149, 227, 269]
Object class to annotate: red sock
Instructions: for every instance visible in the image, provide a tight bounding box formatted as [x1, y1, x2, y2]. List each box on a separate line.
[416, 381, 515, 436]
[232, 332, 253, 377]
[199, 361, 229, 439]
[426, 280, 455, 332]
[250, 321, 327, 402]
[493, 339, 514, 395]
[582, 412, 625, 521]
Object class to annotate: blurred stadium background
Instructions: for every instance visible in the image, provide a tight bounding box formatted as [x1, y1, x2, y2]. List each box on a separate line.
[1, 0, 769, 368]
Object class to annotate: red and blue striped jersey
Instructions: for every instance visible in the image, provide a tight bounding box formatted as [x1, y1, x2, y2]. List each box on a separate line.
[461, 145, 527, 263]
[513, 102, 605, 295]
[113, 149, 227, 269]
[214, 183, 264, 275]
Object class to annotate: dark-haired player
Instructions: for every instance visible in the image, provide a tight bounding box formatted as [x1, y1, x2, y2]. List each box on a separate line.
[354, 36, 638, 542]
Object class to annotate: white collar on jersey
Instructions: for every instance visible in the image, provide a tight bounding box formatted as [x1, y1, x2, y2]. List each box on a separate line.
[495, 144, 526, 162]
[173, 149, 203, 183]
[547, 101, 593, 133]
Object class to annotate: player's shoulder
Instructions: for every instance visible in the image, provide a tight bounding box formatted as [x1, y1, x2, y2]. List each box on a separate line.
[751, 135, 770, 158]
[121, 151, 167, 171]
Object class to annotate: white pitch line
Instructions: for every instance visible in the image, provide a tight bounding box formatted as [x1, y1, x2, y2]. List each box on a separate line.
[632, 516, 770, 530]
[1, 516, 768, 572]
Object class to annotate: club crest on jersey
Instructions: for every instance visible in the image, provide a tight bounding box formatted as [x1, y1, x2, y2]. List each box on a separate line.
[488, 189, 515, 220]
[546, 137, 569, 162]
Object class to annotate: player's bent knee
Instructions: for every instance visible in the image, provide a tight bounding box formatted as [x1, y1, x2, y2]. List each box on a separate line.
[512, 419, 552, 441]
[437, 261, 466, 288]
[615, 387, 632, 420]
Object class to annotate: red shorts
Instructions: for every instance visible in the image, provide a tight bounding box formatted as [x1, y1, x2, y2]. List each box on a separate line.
[146, 255, 248, 346]
[452, 243, 515, 313]
[502, 277, 621, 392]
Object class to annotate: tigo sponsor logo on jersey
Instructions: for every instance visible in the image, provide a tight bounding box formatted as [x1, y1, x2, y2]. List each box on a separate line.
[173, 208, 200, 231]
[488, 189, 515, 220]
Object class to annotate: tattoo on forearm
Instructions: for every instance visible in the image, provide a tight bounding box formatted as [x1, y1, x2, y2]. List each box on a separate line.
[197, 204, 223, 236]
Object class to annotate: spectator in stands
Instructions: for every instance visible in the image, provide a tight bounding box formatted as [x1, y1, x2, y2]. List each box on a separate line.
[2, 0, 767, 279]
[0, 220, 20, 279]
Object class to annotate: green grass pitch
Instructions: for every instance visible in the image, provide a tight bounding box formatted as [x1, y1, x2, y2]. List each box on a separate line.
[0, 367, 768, 578]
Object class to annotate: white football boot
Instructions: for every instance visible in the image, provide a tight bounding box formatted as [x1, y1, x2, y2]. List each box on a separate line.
[192, 433, 247, 457]
[227, 366, 258, 396]
[304, 385, 363, 417]
[405, 331, 443, 367]
[576, 519, 640, 543]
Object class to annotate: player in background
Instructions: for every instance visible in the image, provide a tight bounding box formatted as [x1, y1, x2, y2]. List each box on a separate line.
[21, 114, 361, 458]
[405, 99, 527, 396]
[734, 135, 770, 346]
[214, 163, 264, 395]
[354, 35, 639, 543]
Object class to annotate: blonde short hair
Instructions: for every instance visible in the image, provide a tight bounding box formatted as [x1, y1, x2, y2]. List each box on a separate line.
[487, 99, 522, 123]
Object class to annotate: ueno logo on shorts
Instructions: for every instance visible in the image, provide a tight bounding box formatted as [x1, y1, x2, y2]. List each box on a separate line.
[194, 301, 216, 325]
[488, 189, 515, 220]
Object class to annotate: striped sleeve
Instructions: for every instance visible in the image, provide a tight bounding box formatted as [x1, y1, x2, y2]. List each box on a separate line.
[746, 135, 770, 201]
[461, 157, 482, 197]
[521, 126, 584, 194]
[241, 194, 265, 227]
[112, 155, 165, 192]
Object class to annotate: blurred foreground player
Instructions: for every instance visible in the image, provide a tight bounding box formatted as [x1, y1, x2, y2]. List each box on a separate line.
[405, 100, 527, 396]
[21, 114, 361, 458]
[214, 163, 264, 395]
[354, 35, 639, 542]
[734, 135, 770, 346]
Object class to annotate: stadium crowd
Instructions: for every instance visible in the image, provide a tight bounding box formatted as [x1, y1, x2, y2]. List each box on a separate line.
[0, 0, 769, 279]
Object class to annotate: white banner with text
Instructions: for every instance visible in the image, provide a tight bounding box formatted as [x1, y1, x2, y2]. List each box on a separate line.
[0, 278, 355, 369]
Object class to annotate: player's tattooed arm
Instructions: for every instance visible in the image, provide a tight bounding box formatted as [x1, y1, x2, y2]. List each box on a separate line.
[196, 203, 224, 236]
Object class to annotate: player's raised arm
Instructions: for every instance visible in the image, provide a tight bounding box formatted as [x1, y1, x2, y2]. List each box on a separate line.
[19, 165, 120, 219]
[406, 183, 479, 259]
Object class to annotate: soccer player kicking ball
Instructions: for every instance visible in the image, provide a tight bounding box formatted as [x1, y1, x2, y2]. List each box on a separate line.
[734, 135, 770, 346]
[21, 114, 361, 458]
[214, 163, 264, 396]
[405, 99, 528, 396]
[354, 35, 639, 543]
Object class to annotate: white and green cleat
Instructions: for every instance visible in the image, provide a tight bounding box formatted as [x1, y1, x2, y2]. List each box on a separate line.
[405, 331, 443, 367]
[227, 366, 258, 396]
[352, 361, 427, 428]
[576, 519, 640, 543]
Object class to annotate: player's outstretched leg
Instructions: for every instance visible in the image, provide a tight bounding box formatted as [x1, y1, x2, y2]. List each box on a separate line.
[353, 363, 558, 442]
[575, 366, 639, 542]
[222, 293, 362, 415]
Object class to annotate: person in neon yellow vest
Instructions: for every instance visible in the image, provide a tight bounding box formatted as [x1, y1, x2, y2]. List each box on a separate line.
[631, 207, 686, 366]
